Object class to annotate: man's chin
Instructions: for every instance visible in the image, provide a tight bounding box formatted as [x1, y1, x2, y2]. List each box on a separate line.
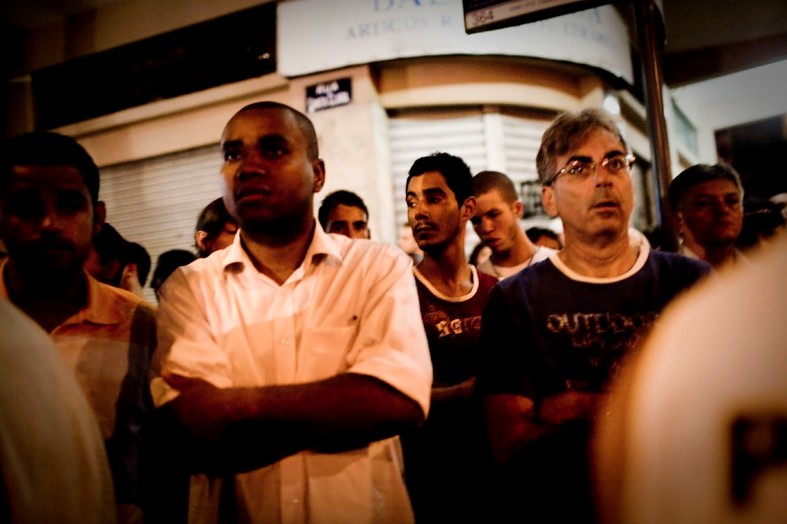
[239, 217, 301, 238]
[14, 251, 77, 270]
[14, 262, 84, 288]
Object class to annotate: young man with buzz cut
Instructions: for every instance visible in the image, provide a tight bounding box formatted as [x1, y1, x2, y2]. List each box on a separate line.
[317, 188, 371, 239]
[471, 170, 555, 280]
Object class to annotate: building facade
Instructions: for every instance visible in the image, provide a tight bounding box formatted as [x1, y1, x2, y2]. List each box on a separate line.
[5, 0, 706, 301]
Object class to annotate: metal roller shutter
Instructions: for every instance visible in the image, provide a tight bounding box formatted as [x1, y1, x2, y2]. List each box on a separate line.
[501, 114, 551, 219]
[99, 143, 222, 302]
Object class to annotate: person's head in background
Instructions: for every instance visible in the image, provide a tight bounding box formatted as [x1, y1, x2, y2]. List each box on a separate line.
[84, 223, 150, 299]
[469, 242, 492, 267]
[150, 248, 196, 300]
[525, 226, 562, 250]
[471, 170, 532, 258]
[736, 197, 786, 254]
[318, 189, 371, 239]
[406, 151, 475, 256]
[84, 222, 127, 287]
[195, 197, 238, 258]
[668, 162, 744, 267]
[125, 241, 151, 288]
[0, 131, 104, 286]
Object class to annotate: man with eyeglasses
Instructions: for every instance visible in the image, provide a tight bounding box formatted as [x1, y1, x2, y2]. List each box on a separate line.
[476, 108, 712, 523]
[668, 162, 747, 268]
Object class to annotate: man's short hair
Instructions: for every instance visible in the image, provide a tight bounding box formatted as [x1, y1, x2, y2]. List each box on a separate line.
[526, 226, 560, 245]
[234, 101, 319, 160]
[473, 170, 519, 204]
[668, 163, 744, 211]
[151, 249, 196, 294]
[536, 108, 628, 186]
[92, 223, 126, 263]
[0, 131, 100, 203]
[195, 197, 236, 257]
[318, 190, 369, 230]
[406, 152, 473, 206]
[126, 242, 152, 287]
[196, 197, 234, 236]
[92, 223, 150, 287]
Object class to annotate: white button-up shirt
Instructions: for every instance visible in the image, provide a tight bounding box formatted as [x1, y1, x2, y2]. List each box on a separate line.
[151, 226, 432, 524]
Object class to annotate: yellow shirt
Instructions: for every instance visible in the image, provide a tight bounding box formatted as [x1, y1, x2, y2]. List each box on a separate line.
[0, 262, 157, 520]
[0, 299, 116, 523]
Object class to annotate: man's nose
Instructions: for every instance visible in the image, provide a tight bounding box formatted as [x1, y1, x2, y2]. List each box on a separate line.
[476, 217, 493, 234]
[412, 200, 428, 218]
[713, 199, 738, 214]
[39, 202, 63, 230]
[238, 149, 267, 177]
[593, 165, 618, 187]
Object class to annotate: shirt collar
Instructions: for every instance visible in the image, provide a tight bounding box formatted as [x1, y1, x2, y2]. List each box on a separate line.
[221, 222, 343, 274]
[0, 259, 130, 327]
[76, 273, 132, 325]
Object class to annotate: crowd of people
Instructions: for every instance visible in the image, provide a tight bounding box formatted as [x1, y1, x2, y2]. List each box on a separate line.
[0, 102, 784, 524]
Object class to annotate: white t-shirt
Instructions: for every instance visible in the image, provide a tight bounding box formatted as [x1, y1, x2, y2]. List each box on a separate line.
[477, 245, 556, 280]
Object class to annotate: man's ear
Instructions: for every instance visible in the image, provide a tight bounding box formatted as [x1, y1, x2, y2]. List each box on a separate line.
[461, 196, 477, 222]
[195, 231, 209, 253]
[513, 200, 524, 219]
[672, 211, 685, 237]
[541, 186, 558, 218]
[93, 201, 107, 235]
[312, 159, 326, 193]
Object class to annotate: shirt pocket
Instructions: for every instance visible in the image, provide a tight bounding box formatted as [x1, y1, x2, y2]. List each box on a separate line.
[297, 324, 357, 381]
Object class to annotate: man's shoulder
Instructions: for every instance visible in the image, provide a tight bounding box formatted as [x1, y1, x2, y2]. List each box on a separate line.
[91, 280, 156, 323]
[490, 256, 558, 299]
[164, 249, 232, 288]
[648, 249, 713, 275]
[506, 253, 556, 280]
[643, 250, 714, 295]
[338, 238, 412, 268]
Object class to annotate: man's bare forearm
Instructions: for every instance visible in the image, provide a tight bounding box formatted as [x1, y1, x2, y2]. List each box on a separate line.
[164, 372, 424, 475]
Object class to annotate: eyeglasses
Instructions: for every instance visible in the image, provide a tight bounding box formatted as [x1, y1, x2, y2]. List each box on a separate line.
[545, 154, 635, 186]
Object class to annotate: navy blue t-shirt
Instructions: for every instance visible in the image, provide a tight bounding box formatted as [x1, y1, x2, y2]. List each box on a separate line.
[477, 248, 712, 400]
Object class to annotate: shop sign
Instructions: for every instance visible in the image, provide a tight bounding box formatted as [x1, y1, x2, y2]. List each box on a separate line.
[306, 77, 352, 113]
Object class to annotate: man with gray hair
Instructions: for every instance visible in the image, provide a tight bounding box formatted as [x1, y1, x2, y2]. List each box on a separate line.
[477, 107, 711, 522]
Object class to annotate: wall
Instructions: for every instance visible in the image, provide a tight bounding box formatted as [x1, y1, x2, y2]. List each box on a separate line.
[5, 0, 677, 247]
